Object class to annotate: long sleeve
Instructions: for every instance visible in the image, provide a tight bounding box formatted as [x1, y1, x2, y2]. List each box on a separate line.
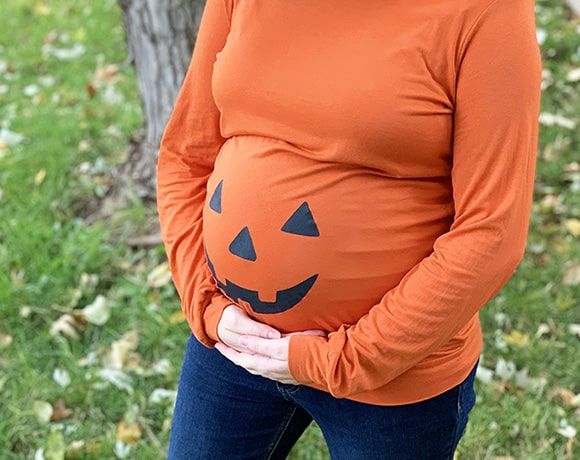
[287, 0, 543, 398]
[156, 0, 235, 348]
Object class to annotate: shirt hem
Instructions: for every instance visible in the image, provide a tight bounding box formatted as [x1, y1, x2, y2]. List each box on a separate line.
[336, 317, 484, 406]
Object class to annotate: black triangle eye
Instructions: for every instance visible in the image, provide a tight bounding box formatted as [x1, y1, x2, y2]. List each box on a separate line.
[281, 201, 319, 237]
[209, 179, 223, 213]
[229, 226, 257, 261]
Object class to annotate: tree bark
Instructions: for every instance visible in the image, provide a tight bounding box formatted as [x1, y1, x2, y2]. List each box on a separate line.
[113, 0, 205, 202]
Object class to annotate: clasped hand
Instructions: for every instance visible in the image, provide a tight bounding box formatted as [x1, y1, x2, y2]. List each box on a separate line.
[214, 304, 326, 384]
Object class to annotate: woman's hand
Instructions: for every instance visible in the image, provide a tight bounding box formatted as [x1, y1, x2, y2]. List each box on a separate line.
[215, 304, 326, 384]
[216, 304, 284, 348]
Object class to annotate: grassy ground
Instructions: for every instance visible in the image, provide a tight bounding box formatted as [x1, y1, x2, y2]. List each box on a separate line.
[0, 0, 578, 458]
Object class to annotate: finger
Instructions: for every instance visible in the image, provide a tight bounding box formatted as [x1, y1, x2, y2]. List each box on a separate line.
[232, 314, 282, 339]
[219, 331, 275, 358]
[215, 341, 257, 368]
[281, 329, 327, 338]
[303, 329, 328, 336]
[216, 342, 281, 373]
[217, 329, 250, 353]
[240, 336, 287, 360]
[216, 344, 292, 384]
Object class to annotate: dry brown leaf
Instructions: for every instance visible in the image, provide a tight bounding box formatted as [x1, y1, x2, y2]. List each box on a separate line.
[102, 330, 140, 369]
[95, 63, 120, 84]
[81, 294, 110, 325]
[50, 314, 81, 339]
[50, 397, 73, 422]
[535, 323, 552, 338]
[116, 419, 142, 444]
[70, 310, 89, 328]
[562, 262, 580, 286]
[0, 333, 12, 349]
[565, 218, 580, 237]
[147, 262, 172, 288]
[86, 81, 96, 98]
[502, 330, 529, 347]
[550, 388, 576, 406]
[492, 381, 508, 401]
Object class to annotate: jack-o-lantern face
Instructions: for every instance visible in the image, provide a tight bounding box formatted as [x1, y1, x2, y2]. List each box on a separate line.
[204, 178, 320, 314]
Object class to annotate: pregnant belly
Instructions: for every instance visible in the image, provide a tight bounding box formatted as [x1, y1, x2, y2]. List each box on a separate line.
[202, 135, 454, 333]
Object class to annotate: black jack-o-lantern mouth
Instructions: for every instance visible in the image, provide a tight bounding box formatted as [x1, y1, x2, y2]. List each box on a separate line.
[204, 179, 320, 314]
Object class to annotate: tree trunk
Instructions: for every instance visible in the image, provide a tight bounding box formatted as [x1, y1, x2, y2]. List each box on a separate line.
[113, 0, 205, 203]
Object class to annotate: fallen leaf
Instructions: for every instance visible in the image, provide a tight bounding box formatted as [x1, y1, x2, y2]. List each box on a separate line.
[535, 323, 549, 338]
[114, 441, 132, 459]
[34, 169, 47, 185]
[566, 67, 580, 82]
[148, 388, 176, 404]
[42, 43, 86, 60]
[147, 262, 172, 288]
[94, 63, 120, 84]
[495, 358, 517, 381]
[116, 419, 142, 444]
[95, 368, 133, 394]
[539, 112, 577, 130]
[0, 333, 12, 349]
[50, 398, 73, 422]
[33, 400, 53, 424]
[52, 368, 70, 388]
[551, 388, 576, 405]
[81, 294, 110, 326]
[565, 218, 580, 237]
[147, 358, 172, 376]
[50, 314, 81, 339]
[0, 127, 24, 145]
[101, 330, 139, 370]
[557, 419, 577, 438]
[475, 365, 494, 384]
[502, 330, 529, 347]
[562, 262, 580, 286]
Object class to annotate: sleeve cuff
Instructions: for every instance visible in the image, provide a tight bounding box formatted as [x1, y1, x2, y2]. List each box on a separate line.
[201, 293, 235, 346]
[287, 333, 331, 391]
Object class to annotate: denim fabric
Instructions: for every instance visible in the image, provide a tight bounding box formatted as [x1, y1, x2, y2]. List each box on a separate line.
[167, 334, 479, 460]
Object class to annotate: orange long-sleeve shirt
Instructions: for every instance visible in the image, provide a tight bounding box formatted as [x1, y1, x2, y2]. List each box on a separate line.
[156, 0, 542, 405]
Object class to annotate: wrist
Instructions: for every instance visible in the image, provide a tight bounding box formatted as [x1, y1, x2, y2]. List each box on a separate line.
[203, 294, 236, 344]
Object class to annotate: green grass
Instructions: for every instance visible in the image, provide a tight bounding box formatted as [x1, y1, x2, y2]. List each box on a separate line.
[0, 0, 578, 458]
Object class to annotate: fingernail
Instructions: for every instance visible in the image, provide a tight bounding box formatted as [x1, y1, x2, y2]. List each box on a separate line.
[268, 330, 280, 339]
[239, 336, 248, 346]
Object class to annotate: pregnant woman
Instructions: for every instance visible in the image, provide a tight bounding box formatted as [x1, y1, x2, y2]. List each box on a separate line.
[156, 0, 542, 458]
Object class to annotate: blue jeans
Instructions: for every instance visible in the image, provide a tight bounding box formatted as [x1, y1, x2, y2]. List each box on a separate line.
[168, 334, 479, 459]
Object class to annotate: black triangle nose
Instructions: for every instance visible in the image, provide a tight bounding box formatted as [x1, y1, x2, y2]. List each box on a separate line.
[229, 226, 257, 261]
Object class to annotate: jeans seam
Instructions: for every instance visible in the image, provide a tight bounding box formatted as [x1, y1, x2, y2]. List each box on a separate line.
[287, 384, 301, 395]
[446, 384, 463, 460]
[265, 406, 298, 460]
